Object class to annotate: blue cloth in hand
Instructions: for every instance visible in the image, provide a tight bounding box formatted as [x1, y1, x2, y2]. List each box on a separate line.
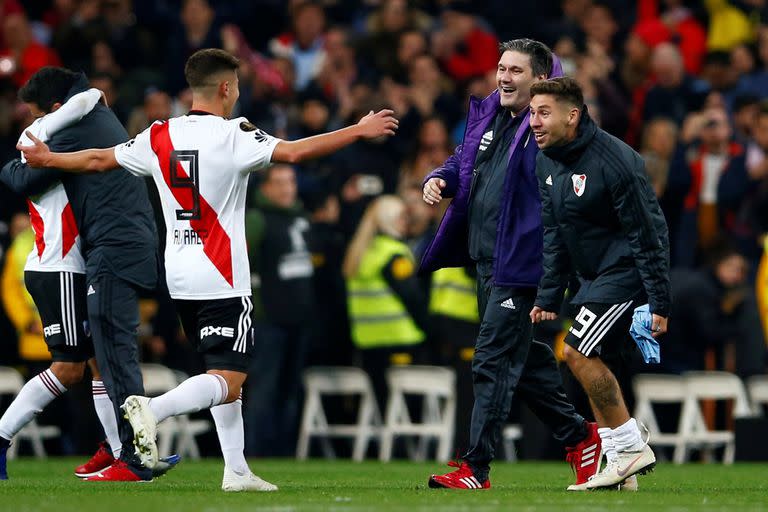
[629, 304, 661, 364]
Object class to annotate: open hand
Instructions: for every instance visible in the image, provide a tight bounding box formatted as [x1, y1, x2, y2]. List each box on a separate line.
[17, 131, 51, 168]
[357, 109, 399, 139]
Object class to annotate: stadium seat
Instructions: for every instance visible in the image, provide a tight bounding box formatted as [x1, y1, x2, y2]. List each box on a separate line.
[0, 366, 60, 459]
[677, 371, 754, 464]
[378, 365, 455, 462]
[632, 373, 688, 463]
[140, 363, 212, 460]
[297, 366, 382, 462]
[746, 375, 768, 416]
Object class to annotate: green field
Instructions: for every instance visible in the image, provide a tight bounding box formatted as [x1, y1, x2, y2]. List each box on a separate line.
[0, 458, 766, 511]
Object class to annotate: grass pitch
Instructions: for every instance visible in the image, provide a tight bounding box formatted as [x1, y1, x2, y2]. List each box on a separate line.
[0, 458, 766, 512]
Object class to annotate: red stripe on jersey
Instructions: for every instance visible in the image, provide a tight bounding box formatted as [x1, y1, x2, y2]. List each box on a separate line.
[61, 202, 78, 258]
[149, 122, 234, 286]
[26, 200, 45, 259]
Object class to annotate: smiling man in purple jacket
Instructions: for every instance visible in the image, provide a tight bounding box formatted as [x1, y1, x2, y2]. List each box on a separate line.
[422, 39, 613, 492]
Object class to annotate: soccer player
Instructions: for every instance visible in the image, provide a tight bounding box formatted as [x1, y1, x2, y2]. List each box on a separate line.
[529, 77, 670, 489]
[0, 84, 124, 480]
[3, 67, 169, 482]
[18, 48, 398, 492]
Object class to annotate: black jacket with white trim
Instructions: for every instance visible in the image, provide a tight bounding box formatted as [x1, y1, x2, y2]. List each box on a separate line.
[533, 109, 671, 317]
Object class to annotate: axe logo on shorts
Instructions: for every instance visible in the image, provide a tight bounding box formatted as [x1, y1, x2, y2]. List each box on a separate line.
[200, 326, 235, 339]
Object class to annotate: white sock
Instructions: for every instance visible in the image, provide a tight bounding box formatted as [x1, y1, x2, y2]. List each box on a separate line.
[149, 373, 228, 423]
[0, 369, 66, 440]
[92, 380, 121, 458]
[613, 418, 643, 452]
[598, 427, 617, 465]
[210, 392, 249, 474]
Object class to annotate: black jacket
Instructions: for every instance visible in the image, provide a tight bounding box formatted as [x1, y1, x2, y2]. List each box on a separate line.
[0, 74, 158, 290]
[534, 109, 671, 317]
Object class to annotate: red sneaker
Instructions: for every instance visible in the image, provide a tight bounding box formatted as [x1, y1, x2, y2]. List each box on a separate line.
[82, 459, 152, 482]
[428, 461, 490, 489]
[75, 442, 115, 478]
[565, 421, 602, 490]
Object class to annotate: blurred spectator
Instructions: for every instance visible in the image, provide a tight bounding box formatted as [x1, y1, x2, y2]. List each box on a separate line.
[245, 164, 314, 457]
[431, 1, 499, 82]
[662, 245, 765, 377]
[125, 87, 172, 137]
[304, 185, 352, 366]
[732, 93, 760, 141]
[673, 107, 749, 266]
[165, 0, 222, 95]
[1, 218, 47, 362]
[269, 1, 327, 92]
[700, 50, 750, 110]
[342, 195, 428, 406]
[401, 185, 438, 264]
[634, 0, 707, 74]
[399, 116, 453, 192]
[357, 0, 432, 80]
[579, 3, 619, 58]
[0, 12, 61, 88]
[642, 42, 710, 126]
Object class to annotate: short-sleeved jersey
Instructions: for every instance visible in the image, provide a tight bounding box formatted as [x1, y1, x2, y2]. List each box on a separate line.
[114, 113, 280, 300]
[19, 88, 101, 274]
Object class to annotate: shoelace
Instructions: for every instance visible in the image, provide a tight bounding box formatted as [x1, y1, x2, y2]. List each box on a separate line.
[565, 449, 579, 475]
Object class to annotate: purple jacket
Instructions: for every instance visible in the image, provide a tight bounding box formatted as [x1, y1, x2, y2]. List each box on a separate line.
[419, 58, 562, 287]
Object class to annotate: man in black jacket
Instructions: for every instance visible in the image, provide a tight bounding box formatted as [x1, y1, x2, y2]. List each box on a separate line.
[529, 77, 671, 490]
[0, 67, 159, 481]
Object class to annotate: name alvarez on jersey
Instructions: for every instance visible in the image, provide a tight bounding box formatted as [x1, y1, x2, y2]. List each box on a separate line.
[114, 113, 280, 300]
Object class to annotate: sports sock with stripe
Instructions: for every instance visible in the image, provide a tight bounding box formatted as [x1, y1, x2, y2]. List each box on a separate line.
[0, 369, 66, 440]
[210, 393, 249, 474]
[148, 373, 228, 423]
[92, 380, 121, 457]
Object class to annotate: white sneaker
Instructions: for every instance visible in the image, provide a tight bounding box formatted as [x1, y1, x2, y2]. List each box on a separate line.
[620, 475, 638, 491]
[121, 396, 158, 469]
[221, 468, 278, 492]
[586, 444, 655, 489]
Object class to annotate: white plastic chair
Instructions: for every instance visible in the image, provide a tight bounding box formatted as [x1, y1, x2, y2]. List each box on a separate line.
[296, 366, 381, 461]
[677, 371, 754, 464]
[747, 375, 768, 416]
[0, 366, 60, 459]
[632, 373, 688, 462]
[140, 363, 212, 459]
[502, 424, 523, 462]
[379, 365, 456, 462]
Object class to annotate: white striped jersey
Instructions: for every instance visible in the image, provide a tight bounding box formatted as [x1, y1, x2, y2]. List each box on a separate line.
[19, 88, 102, 274]
[114, 113, 281, 300]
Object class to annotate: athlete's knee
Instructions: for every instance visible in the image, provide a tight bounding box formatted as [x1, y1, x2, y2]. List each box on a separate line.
[50, 362, 86, 388]
[207, 370, 246, 403]
[562, 344, 584, 367]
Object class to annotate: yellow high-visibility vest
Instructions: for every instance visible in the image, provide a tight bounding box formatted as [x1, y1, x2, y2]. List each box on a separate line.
[429, 267, 479, 323]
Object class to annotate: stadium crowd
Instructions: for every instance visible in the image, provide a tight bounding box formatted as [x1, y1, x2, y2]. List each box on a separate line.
[0, 0, 766, 459]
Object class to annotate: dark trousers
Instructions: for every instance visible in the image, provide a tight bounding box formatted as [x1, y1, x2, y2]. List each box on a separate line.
[245, 321, 311, 457]
[86, 274, 144, 460]
[464, 274, 584, 473]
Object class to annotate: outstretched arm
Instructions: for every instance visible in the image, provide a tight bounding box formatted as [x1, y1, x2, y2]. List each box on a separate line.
[17, 133, 118, 173]
[271, 109, 398, 164]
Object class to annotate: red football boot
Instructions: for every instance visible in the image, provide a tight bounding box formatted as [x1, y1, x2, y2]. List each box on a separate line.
[428, 461, 490, 489]
[75, 442, 115, 478]
[82, 459, 152, 482]
[565, 421, 602, 491]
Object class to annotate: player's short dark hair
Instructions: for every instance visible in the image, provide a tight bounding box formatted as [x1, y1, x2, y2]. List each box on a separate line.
[498, 39, 553, 77]
[184, 49, 240, 89]
[530, 77, 584, 108]
[18, 66, 79, 113]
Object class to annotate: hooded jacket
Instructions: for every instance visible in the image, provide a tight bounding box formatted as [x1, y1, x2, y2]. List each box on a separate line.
[418, 58, 563, 288]
[534, 109, 671, 317]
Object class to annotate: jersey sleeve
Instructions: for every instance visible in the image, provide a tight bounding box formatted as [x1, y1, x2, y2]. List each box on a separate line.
[114, 125, 155, 177]
[231, 118, 281, 174]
